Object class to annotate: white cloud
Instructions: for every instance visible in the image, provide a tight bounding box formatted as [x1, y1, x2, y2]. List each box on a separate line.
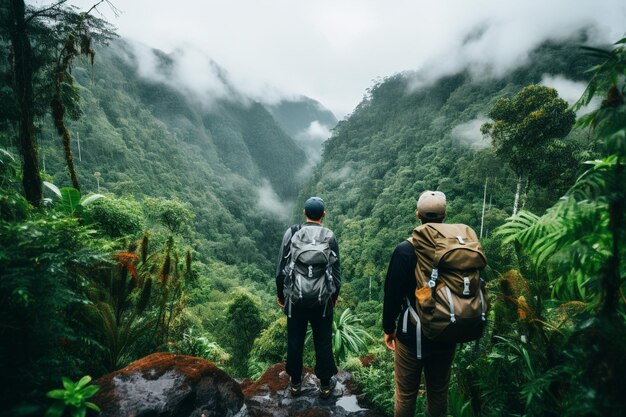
[120, 41, 235, 110]
[293, 120, 333, 165]
[540, 74, 601, 115]
[257, 180, 292, 221]
[540, 75, 587, 105]
[451, 117, 490, 149]
[305, 121, 332, 142]
[334, 166, 353, 182]
[67, 0, 626, 118]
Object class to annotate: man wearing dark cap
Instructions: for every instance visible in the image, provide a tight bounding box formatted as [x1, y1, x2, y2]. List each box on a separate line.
[382, 191, 456, 417]
[276, 196, 341, 398]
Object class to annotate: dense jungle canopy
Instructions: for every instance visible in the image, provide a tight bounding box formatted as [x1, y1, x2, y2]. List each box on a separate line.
[0, 2, 625, 416]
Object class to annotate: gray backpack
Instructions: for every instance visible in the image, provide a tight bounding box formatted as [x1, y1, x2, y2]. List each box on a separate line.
[283, 225, 337, 317]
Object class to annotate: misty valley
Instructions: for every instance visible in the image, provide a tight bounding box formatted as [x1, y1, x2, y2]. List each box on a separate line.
[1, 2, 625, 417]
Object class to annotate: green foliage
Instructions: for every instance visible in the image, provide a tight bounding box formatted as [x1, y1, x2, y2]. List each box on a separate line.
[495, 41, 626, 311]
[45, 376, 100, 417]
[251, 316, 288, 364]
[448, 383, 474, 417]
[302, 41, 598, 318]
[43, 181, 105, 217]
[485, 37, 626, 416]
[143, 196, 194, 235]
[332, 308, 372, 363]
[304, 308, 371, 364]
[0, 213, 108, 411]
[221, 292, 264, 376]
[350, 348, 398, 417]
[481, 84, 576, 213]
[84, 235, 188, 371]
[0, 149, 30, 221]
[481, 85, 575, 178]
[83, 195, 145, 238]
[170, 328, 230, 366]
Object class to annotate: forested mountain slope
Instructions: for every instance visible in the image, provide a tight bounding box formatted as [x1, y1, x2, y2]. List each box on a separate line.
[302, 40, 599, 304]
[267, 96, 337, 138]
[38, 40, 316, 269]
[267, 97, 338, 164]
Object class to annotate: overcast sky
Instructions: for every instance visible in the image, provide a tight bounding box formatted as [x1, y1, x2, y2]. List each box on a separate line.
[61, 0, 626, 118]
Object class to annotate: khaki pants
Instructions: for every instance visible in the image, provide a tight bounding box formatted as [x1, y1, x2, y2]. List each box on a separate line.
[394, 340, 455, 417]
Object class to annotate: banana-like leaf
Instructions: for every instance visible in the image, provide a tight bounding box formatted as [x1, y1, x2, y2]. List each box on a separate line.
[80, 193, 105, 206]
[60, 187, 81, 215]
[43, 181, 62, 198]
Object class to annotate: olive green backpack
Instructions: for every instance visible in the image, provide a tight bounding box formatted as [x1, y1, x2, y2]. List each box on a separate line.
[403, 223, 488, 358]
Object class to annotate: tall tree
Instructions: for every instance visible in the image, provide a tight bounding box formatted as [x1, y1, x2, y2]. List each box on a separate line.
[222, 292, 264, 376]
[7, 0, 41, 205]
[481, 85, 576, 215]
[2, 0, 115, 201]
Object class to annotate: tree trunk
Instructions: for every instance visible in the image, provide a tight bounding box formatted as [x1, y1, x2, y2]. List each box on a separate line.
[51, 39, 81, 191]
[512, 175, 522, 216]
[480, 177, 488, 238]
[10, 0, 42, 206]
[52, 91, 81, 190]
[601, 156, 623, 316]
[520, 177, 530, 211]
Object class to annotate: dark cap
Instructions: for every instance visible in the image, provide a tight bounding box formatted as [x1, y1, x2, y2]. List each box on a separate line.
[304, 197, 325, 220]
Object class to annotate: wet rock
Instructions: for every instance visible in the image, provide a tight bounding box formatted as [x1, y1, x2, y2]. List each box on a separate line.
[242, 363, 385, 417]
[92, 352, 244, 417]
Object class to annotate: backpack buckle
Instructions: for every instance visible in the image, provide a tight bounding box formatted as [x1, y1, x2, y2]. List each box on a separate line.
[463, 277, 470, 295]
[428, 267, 438, 289]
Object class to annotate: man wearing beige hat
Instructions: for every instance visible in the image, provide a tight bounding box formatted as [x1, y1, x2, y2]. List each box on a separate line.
[382, 190, 456, 417]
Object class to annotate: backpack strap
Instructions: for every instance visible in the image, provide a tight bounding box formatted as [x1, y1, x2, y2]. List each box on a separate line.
[290, 224, 302, 238]
[402, 298, 422, 359]
[284, 224, 302, 319]
[406, 238, 428, 288]
[284, 224, 302, 259]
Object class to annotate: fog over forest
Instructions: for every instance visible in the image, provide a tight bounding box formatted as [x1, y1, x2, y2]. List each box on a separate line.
[2, 2, 626, 417]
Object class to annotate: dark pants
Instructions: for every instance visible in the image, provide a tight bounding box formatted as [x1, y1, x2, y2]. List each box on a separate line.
[394, 339, 455, 417]
[286, 303, 337, 382]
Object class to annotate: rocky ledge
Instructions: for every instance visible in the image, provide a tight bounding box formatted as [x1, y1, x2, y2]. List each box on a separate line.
[92, 352, 245, 417]
[241, 363, 384, 417]
[92, 353, 383, 417]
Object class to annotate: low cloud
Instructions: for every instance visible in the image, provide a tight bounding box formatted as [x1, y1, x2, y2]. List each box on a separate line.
[406, 2, 624, 93]
[540, 75, 587, 104]
[333, 166, 353, 181]
[93, 0, 625, 118]
[294, 120, 333, 164]
[451, 117, 490, 149]
[257, 180, 292, 221]
[540, 74, 601, 115]
[120, 40, 240, 110]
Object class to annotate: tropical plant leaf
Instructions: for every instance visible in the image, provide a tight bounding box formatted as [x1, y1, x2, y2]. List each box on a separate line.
[60, 187, 82, 215]
[85, 402, 101, 412]
[46, 389, 67, 399]
[43, 181, 62, 198]
[75, 375, 92, 390]
[80, 193, 105, 206]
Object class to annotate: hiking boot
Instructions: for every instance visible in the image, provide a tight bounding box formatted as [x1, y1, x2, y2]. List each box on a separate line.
[319, 376, 337, 399]
[289, 377, 302, 397]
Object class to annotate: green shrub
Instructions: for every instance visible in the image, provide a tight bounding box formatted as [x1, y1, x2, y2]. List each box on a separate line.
[45, 376, 100, 417]
[84, 196, 144, 238]
[0, 215, 108, 412]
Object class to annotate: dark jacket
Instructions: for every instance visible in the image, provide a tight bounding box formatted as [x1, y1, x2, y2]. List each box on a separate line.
[383, 240, 455, 355]
[276, 222, 341, 313]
